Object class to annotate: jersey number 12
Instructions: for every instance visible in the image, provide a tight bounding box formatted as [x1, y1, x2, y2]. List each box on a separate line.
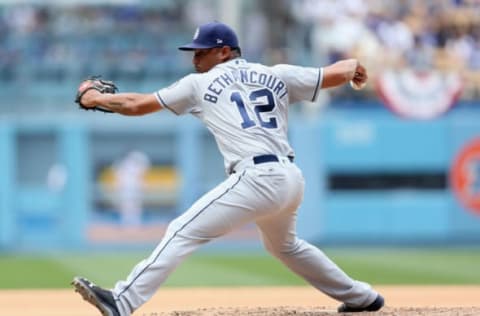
[230, 88, 278, 129]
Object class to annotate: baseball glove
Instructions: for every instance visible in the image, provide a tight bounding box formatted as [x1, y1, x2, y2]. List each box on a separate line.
[75, 76, 118, 113]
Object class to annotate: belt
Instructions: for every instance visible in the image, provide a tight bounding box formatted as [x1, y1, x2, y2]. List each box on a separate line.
[253, 154, 294, 164]
[230, 154, 294, 174]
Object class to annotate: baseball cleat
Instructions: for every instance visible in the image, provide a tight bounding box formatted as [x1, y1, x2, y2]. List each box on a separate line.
[72, 276, 120, 316]
[337, 294, 384, 313]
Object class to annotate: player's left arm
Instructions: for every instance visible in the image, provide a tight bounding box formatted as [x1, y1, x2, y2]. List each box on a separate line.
[80, 90, 163, 116]
[321, 58, 367, 89]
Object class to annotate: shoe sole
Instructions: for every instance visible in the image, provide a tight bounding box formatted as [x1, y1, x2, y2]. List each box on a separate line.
[338, 294, 384, 313]
[71, 277, 115, 316]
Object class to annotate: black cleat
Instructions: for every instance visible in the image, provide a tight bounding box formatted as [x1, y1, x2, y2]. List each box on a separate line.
[72, 276, 120, 316]
[338, 294, 384, 313]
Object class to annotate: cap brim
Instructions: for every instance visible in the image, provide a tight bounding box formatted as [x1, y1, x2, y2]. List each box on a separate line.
[178, 42, 217, 51]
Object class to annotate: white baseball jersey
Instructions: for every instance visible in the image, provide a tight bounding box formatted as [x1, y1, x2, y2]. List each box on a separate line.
[155, 58, 323, 173]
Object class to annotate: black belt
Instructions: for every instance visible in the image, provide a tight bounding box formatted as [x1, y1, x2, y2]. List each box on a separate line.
[230, 154, 294, 175]
[253, 154, 294, 164]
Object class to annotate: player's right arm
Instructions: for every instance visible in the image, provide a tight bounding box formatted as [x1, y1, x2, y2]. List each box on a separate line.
[272, 58, 367, 104]
[80, 90, 163, 116]
[321, 58, 367, 89]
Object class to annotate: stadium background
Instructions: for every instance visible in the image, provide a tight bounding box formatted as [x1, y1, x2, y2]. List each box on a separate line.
[0, 0, 479, 309]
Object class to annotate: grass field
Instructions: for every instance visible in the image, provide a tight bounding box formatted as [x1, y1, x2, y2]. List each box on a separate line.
[1, 248, 479, 289]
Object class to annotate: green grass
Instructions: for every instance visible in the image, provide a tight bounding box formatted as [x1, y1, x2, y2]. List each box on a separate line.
[327, 248, 480, 285]
[0, 248, 479, 288]
[0, 256, 75, 288]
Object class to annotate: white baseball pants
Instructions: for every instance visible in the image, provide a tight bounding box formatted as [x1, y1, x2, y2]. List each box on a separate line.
[112, 156, 378, 315]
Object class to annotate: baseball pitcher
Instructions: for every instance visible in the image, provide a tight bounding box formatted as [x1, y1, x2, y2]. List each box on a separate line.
[73, 22, 383, 316]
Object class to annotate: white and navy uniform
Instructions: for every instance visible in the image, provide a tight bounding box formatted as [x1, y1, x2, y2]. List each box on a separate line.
[112, 59, 378, 315]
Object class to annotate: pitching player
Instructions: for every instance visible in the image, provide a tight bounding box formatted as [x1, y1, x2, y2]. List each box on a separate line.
[72, 22, 384, 316]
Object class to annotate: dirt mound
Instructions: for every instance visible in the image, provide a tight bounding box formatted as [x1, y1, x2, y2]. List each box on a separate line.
[155, 306, 480, 316]
[1, 286, 479, 316]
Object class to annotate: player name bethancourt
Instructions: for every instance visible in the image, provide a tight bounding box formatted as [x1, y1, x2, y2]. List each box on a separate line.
[204, 69, 287, 103]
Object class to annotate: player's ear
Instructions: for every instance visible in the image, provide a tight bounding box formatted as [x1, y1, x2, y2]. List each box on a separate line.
[220, 46, 232, 61]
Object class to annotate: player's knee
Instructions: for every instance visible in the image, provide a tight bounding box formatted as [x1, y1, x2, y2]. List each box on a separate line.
[165, 219, 218, 243]
[165, 218, 184, 237]
[263, 239, 301, 257]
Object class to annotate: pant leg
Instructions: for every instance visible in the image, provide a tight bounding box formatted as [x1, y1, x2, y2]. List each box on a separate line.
[255, 167, 378, 307]
[112, 169, 274, 315]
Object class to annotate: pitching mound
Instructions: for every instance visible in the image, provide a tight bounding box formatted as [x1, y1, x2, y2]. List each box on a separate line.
[1, 286, 479, 316]
[153, 306, 480, 315]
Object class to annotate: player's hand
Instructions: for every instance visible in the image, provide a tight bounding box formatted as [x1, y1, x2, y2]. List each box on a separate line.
[75, 76, 118, 113]
[352, 64, 367, 84]
[321, 59, 368, 89]
[77, 87, 101, 108]
[350, 63, 368, 90]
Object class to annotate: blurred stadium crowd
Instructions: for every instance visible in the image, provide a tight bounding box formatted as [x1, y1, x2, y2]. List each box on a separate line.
[0, 0, 479, 113]
[290, 0, 480, 100]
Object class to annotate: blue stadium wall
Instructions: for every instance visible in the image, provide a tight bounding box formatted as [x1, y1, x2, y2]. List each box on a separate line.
[0, 101, 480, 250]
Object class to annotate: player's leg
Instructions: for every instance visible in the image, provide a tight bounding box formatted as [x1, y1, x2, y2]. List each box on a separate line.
[111, 169, 275, 315]
[256, 214, 380, 308]
[255, 165, 380, 309]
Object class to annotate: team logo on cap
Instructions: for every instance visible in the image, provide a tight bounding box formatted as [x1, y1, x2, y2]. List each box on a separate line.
[216, 38, 223, 44]
[193, 27, 199, 40]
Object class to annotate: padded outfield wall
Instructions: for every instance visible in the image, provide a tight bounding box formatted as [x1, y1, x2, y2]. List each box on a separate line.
[0, 102, 479, 250]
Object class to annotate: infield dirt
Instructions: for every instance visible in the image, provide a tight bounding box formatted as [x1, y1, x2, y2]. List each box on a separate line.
[0, 286, 478, 315]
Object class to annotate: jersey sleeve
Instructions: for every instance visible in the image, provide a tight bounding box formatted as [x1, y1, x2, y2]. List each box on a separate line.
[271, 64, 323, 104]
[155, 74, 199, 115]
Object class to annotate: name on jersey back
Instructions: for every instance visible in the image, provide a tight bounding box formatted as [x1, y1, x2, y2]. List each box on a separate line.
[204, 69, 287, 104]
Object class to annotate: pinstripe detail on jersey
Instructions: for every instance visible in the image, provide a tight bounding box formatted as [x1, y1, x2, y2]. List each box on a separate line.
[311, 68, 322, 102]
[155, 91, 179, 115]
[116, 170, 246, 298]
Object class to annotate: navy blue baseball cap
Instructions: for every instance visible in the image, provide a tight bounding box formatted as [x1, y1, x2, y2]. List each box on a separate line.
[179, 22, 239, 51]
